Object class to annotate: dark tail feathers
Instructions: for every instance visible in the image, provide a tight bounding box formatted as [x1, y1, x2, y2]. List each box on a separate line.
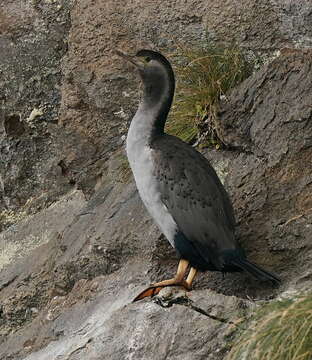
[231, 258, 281, 284]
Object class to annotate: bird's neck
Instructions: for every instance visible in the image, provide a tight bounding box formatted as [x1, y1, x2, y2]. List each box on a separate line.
[141, 75, 174, 133]
[130, 70, 175, 142]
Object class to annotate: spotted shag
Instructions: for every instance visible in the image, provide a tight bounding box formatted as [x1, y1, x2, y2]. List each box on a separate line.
[116, 49, 281, 301]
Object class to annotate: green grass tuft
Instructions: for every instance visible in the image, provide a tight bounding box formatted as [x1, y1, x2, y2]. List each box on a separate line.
[166, 43, 254, 147]
[226, 294, 312, 360]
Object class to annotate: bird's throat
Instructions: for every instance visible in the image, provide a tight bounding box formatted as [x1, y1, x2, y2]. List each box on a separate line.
[139, 76, 174, 136]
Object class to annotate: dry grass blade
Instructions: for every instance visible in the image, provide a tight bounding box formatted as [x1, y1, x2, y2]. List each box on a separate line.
[226, 294, 312, 360]
[166, 42, 254, 147]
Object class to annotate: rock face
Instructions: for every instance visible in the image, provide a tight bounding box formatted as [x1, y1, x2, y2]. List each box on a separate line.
[0, 1, 312, 359]
[0, 0, 72, 211]
[215, 49, 312, 295]
[2, 0, 312, 212]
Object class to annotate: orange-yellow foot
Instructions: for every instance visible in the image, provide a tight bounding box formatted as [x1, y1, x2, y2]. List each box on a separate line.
[133, 280, 191, 302]
[133, 260, 197, 302]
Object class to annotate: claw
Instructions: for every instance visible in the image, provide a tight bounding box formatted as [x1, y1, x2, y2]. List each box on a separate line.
[133, 286, 164, 302]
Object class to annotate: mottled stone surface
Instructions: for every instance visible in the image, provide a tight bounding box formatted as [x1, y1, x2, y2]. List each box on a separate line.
[0, 0, 73, 211]
[0, 190, 86, 271]
[215, 50, 312, 295]
[2, 0, 312, 210]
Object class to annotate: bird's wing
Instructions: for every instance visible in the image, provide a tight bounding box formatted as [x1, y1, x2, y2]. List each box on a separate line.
[151, 134, 238, 268]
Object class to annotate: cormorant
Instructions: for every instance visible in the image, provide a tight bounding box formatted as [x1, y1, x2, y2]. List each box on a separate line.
[116, 49, 281, 301]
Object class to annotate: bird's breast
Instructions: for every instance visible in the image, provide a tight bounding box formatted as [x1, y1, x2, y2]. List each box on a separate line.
[126, 141, 177, 247]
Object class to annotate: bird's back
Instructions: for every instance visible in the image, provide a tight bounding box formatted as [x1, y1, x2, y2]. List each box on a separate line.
[150, 134, 243, 271]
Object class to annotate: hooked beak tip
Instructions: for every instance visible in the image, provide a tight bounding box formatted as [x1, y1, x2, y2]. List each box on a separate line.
[115, 49, 127, 58]
[115, 49, 141, 69]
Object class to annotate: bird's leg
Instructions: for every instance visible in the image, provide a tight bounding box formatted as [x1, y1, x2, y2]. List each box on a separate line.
[149, 258, 189, 287]
[185, 267, 197, 288]
[133, 259, 190, 302]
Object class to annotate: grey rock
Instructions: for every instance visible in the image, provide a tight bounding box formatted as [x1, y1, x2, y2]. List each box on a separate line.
[0, 190, 86, 271]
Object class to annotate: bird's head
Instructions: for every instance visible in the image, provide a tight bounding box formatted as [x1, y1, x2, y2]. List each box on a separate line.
[116, 49, 175, 98]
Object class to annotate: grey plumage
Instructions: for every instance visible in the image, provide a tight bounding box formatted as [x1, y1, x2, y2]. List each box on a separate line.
[151, 134, 238, 271]
[118, 49, 280, 284]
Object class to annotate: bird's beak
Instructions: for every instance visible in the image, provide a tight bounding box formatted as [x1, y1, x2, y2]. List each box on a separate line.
[115, 50, 144, 70]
